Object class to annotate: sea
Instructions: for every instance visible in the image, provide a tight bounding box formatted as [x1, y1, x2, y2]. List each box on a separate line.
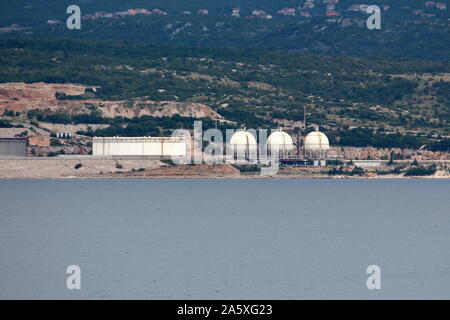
[0, 179, 449, 299]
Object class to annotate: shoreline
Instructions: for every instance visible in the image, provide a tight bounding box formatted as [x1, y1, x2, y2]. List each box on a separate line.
[1, 174, 449, 180]
[1, 158, 449, 180]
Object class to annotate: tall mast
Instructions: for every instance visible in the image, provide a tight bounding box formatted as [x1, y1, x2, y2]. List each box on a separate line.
[303, 105, 307, 130]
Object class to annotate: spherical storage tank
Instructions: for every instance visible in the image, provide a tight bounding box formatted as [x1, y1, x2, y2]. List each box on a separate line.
[304, 130, 329, 158]
[267, 130, 293, 157]
[229, 130, 257, 157]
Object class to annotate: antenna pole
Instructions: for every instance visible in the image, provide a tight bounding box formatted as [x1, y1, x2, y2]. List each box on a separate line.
[303, 105, 306, 130]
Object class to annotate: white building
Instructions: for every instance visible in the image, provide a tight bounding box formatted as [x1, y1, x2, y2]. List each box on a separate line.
[229, 130, 257, 162]
[232, 8, 241, 17]
[93, 136, 189, 156]
[304, 129, 330, 162]
[267, 130, 294, 158]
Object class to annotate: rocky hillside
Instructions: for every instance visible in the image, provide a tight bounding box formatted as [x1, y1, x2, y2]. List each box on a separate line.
[0, 82, 222, 119]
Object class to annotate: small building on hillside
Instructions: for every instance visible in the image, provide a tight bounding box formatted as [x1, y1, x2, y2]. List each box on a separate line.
[278, 8, 296, 16]
[232, 8, 241, 17]
[300, 10, 312, 17]
[326, 11, 341, 17]
[56, 132, 72, 139]
[347, 4, 368, 12]
[152, 9, 167, 15]
[252, 10, 267, 16]
[304, 1, 315, 9]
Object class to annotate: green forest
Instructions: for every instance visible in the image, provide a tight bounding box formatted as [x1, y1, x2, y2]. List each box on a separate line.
[1, 0, 449, 60]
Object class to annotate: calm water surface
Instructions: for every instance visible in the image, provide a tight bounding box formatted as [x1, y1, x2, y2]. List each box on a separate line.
[0, 179, 449, 299]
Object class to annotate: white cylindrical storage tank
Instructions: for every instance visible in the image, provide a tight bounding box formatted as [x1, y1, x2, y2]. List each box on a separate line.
[229, 130, 257, 160]
[267, 130, 293, 158]
[304, 130, 329, 159]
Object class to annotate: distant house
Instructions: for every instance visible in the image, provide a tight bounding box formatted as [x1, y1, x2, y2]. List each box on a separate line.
[425, 1, 435, 7]
[93, 11, 115, 18]
[95, 11, 109, 17]
[424, 13, 436, 18]
[326, 11, 341, 17]
[232, 8, 241, 17]
[116, 9, 153, 17]
[278, 8, 296, 16]
[436, 2, 446, 10]
[261, 14, 273, 19]
[47, 20, 61, 25]
[347, 4, 368, 12]
[198, 9, 209, 15]
[304, 1, 315, 9]
[360, 5, 369, 11]
[299, 10, 311, 17]
[413, 9, 424, 15]
[82, 14, 96, 20]
[252, 10, 267, 16]
[152, 9, 167, 15]
[134, 8, 150, 14]
[327, 4, 336, 12]
[56, 133, 72, 139]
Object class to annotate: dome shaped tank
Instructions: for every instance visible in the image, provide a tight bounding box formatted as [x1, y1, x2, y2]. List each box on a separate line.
[267, 130, 293, 158]
[304, 130, 329, 158]
[229, 130, 257, 158]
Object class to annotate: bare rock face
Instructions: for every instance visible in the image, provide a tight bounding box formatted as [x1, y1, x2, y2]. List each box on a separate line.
[0, 82, 222, 119]
[0, 82, 88, 113]
[100, 100, 222, 119]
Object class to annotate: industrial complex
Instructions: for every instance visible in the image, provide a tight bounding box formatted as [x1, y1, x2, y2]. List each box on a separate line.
[1, 125, 449, 180]
[0, 125, 333, 166]
[90, 128, 331, 166]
